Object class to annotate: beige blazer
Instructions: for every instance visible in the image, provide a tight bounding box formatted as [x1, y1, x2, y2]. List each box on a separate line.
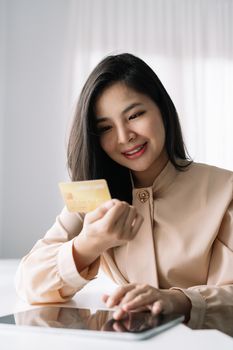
[15, 161, 233, 329]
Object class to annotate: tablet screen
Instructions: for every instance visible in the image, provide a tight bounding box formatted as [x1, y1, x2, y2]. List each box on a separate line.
[0, 306, 184, 340]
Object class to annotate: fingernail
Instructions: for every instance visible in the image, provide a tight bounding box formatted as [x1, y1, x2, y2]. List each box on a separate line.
[106, 298, 113, 307]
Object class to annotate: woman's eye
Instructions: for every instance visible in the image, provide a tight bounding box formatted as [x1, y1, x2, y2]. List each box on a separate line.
[128, 111, 145, 120]
[96, 125, 112, 134]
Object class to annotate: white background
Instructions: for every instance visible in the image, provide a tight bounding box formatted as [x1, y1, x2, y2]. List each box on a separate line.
[0, 0, 233, 258]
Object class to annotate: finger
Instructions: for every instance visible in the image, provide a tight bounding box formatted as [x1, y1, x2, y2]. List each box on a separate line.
[122, 206, 137, 232]
[105, 284, 136, 308]
[101, 201, 129, 229]
[112, 308, 128, 321]
[151, 300, 164, 315]
[86, 200, 115, 224]
[122, 290, 159, 311]
[114, 203, 131, 232]
[130, 214, 144, 237]
[102, 294, 110, 303]
[120, 284, 148, 304]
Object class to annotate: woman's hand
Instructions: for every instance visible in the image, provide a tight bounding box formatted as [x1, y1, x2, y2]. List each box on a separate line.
[103, 284, 191, 321]
[102, 310, 159, 333]
[79, 199, 143, 251]
[73, 200, 143, 272]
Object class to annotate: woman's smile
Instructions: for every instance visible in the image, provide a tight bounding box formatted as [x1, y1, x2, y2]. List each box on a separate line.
[122, 142, 147, 159]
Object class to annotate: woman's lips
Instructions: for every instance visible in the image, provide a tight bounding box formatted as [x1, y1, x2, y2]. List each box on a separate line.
[122, 142, 147, 159]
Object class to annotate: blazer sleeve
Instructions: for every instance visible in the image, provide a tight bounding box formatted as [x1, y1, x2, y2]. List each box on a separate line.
[15, 207, 100, 304]
[173, 197, 233, 329]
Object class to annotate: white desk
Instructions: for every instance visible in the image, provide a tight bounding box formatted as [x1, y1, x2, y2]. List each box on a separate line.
[0, 259, 232, 350]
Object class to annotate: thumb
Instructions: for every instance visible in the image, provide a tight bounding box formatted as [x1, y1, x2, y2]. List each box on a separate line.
[86, 200, 115, 224]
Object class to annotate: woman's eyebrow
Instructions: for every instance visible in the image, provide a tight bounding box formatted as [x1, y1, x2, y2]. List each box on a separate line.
[122, 102, 143, 114]
[96, 117, 108, 124]
[96, 103, 143, 124]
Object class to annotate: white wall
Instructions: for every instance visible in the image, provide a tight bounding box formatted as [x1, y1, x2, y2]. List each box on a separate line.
[0, 0, 7, 255]
[1, 0, 233, 258]
[0, 0, 74, 257]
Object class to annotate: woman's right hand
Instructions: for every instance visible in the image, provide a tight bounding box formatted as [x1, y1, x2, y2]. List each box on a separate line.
[73, 199, 143, 272]
[81, 199, 143, 251]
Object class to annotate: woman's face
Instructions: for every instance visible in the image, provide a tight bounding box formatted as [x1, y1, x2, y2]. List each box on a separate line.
[95, 82, 168, 185]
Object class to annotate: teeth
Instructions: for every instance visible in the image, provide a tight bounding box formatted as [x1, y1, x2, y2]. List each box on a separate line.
[126, 145, 144, 155]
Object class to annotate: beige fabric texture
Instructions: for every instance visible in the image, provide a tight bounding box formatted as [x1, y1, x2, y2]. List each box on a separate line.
[15, 161, 233, 329]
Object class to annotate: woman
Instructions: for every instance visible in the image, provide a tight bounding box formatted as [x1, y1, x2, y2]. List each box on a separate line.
[16, 53, 233, 329]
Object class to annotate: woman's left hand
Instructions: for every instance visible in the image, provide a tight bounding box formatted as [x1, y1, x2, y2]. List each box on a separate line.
[102, 283, 191, 321]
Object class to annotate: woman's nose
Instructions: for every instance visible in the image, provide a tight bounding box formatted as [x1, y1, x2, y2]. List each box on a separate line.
[117, 126, 136, 144]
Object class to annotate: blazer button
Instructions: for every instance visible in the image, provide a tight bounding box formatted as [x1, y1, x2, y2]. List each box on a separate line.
[137, 190, 150, 203]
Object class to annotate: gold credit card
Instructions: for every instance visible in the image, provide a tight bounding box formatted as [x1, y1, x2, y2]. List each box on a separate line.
[59, 179, 111, 213]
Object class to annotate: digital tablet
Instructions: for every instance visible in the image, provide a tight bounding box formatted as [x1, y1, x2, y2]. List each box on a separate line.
[0, 306, 184, 341]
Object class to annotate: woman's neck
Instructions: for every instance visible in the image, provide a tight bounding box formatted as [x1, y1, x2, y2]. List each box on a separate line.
[132, 151, 169, 188]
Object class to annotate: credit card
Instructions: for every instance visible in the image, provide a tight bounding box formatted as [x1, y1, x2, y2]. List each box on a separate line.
[59, 179, 111, 213]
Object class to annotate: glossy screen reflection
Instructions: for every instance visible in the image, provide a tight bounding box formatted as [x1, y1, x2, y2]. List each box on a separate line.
[0, 306, 232, 337]
[0, 307, 178, 333]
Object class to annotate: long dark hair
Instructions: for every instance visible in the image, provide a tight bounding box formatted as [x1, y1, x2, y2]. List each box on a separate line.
[67, 53, 192, 203]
